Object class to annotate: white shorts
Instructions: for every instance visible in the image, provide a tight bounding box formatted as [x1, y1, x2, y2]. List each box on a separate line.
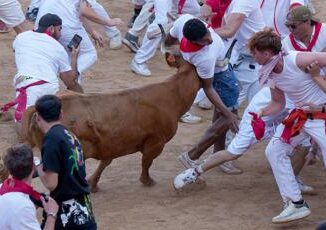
[0, 0, 25, 27]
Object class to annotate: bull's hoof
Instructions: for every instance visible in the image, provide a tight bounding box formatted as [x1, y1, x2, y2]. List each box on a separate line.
[140, 177, 156, 187]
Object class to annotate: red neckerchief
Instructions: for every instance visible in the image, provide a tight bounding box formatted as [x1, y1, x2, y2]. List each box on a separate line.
[289, 22, 322, 52]
[206, 0, 232, 28]
[0, 178, 41, 202]
[281, 109, 326, 143]
[180, 37, 205, 52]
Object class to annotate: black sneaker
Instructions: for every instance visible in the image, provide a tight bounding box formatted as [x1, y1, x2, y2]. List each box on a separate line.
[26, 8, 39, 22]
[122, 32, 140, 53]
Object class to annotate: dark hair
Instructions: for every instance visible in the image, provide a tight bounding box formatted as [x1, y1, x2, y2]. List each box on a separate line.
[4, 144, 34, 180]
[36, 13, 62, 33]
[183, 18, 207, 42]
[248, 28, 282, 55]
[35, 95, 62, 122]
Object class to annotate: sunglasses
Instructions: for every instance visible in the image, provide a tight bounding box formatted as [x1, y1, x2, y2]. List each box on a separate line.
[285, 21, 306, 30]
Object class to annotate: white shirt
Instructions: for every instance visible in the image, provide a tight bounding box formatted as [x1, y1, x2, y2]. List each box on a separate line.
[224, 0, 265, 60]
[282, 23, 326, 74]
[13, 31, 71, 85]
[170, 14, 227, 79]
[170, 0, 201, 17]
[0, 192, 41, 230]
[35, 0, 82, 31]
[272, 51, 326, 106]
[260, 0, 305, 38]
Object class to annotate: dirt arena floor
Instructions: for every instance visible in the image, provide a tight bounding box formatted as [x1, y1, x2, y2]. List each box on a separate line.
[1, 0, 326, 229]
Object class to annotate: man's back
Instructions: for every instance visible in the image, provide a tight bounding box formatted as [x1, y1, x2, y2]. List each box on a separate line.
[13, 31, 71, 85]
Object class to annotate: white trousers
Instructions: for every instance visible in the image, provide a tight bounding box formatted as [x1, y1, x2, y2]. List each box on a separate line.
[266, 118, 326, 203]
[233, 57, 261, 105]
[0, 0, 25, 27]
[134, 0, 171, 64]
[60, 27, 97, 74]
[88, 0, 121, 39]
[129, 0, 154, 37]
[227, 87, 289, 155]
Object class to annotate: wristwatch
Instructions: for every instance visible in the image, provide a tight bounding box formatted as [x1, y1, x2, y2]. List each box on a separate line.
[33, 157, 41, 167]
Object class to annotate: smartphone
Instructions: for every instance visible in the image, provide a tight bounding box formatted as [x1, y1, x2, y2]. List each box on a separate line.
[67, 34, 82, 50]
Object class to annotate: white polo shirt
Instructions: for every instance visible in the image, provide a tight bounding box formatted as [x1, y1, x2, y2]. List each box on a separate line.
[0, 192, 41, 230]
[13, 31, 71, 86]
[170, 14, 227, 79]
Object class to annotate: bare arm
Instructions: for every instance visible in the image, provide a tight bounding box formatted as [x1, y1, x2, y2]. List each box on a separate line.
[259, 87, 286, 117]
[60, 47, 84, 93]
[164, 33, 178, 46]
[306, 60, 326, 93]
[201, 78, 239, 132]
[296, 52, 326, 71]
[36, 165, 58, 192]
[213, 13, 245, 39]
[79, 1, 122, 27]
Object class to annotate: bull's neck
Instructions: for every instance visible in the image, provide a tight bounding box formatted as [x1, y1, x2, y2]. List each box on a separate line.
[171, 61, 201, 115]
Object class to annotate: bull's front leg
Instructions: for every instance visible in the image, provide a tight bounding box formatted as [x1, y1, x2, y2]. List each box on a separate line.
[140, 140, 165, 186]
[88, 159, 112, 193]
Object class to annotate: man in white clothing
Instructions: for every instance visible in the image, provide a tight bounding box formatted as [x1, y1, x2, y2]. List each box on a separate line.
[36, 0, 122, 76]
[0, 13, 82, 134]
[260, 0, 305, 38]
[214, 0, 265, 105]
[0, 144, 58, 230]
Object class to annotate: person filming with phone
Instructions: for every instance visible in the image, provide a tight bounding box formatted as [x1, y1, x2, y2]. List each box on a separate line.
[0, 13, 83, 136]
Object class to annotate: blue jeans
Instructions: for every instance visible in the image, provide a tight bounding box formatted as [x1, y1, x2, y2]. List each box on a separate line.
[213, 65, 239, 109]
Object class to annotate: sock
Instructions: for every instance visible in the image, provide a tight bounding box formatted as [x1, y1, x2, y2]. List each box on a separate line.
[134, 7, 142, 17]
[292, 200, 304, 205]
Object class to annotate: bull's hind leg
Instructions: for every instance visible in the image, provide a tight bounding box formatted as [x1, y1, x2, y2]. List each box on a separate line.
[88, 159, 112, 193]
[140, 139, 165, 186]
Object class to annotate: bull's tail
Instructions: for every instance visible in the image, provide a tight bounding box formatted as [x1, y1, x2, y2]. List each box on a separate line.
[20, 106, 37, 147]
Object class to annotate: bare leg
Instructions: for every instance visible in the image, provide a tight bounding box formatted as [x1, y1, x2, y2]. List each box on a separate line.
[187, 115, 230, 160]
[201, 150, 240, 172]
[88, 159, 112, 193]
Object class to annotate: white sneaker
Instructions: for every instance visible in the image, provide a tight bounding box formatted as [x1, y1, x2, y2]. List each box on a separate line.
[296, 177, 315, 195]
[173, 168, 199, 190]
[109, 33, 122, 50]
[196, 96, 212, 110]
[180, 112, 201, 124]
[178, 152, 200, 169]
[219, 161, 243, 175]
[129, 59, 151, 76]
[272, 201, 311, 224]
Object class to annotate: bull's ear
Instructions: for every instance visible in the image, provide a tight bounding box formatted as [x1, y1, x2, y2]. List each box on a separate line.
[165, 53, 177, 67]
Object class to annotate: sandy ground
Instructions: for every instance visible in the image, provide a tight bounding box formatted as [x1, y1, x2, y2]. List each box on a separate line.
[1, 0, 326, 229]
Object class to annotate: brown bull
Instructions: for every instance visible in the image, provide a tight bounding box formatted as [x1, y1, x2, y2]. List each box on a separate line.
[19, 53, 230, 192]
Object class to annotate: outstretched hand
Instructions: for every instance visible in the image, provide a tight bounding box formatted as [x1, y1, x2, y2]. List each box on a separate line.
[91, 31, 104, 48]
[226, 112, 239, 133]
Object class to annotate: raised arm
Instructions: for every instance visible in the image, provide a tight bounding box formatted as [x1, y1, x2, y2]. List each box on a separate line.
[213, 13, 245, 39]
